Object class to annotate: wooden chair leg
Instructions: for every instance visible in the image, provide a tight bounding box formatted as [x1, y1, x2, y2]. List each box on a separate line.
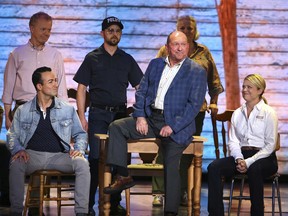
[187, 161, 194, 216]
[125, 189, 130, 216]
[57, 175, 62, 216]
[39, 174, 45, 216]
[23, 176, 34, 216]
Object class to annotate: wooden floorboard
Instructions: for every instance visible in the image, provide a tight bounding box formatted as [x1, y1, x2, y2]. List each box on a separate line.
[1, 175, 287, 216]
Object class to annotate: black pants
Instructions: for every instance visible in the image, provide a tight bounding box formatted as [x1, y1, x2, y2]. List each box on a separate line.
[87, 106, 127, 209]
[207, 150, 278, 216]
[0, 141, 10, 198]
[106, 113, 187, 213]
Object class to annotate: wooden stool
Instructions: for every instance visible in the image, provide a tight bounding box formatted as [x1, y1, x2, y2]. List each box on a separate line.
[96, 134, 206, 216]
[23, 170, 75, 216]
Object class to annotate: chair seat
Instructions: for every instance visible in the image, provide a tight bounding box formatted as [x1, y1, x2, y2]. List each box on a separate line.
[33, 170, 75, 176]
[127, 163, 163, 169]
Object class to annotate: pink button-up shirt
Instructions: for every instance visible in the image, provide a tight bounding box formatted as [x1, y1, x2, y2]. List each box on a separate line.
[2, 42, 68, 104]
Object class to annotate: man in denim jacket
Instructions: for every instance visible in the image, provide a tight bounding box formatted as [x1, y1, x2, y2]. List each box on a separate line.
[7, 67, 90, 216]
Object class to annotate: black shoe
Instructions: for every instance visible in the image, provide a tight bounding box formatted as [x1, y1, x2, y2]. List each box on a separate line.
[110, 204, 127, 216]
[28, 208, 45, 216]
[76, 214, 88, 216]
[0, 195, 10, 207]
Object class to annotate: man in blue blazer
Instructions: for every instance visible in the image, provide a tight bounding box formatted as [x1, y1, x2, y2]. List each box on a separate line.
[104, 31, 207, 215]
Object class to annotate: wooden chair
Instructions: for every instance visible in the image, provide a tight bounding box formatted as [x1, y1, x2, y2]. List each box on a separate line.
[211, 110, 282, 215]
[97, 134, 206, 216]
[0, 105, 3, 130]
[23, 170, 75, 216]
[211, 109, 234, 159]
[124, 138, 164, 216]
[67, 88, 90, 113]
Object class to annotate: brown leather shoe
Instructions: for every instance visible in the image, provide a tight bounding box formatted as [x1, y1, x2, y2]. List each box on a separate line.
[104, 175, 135, 194]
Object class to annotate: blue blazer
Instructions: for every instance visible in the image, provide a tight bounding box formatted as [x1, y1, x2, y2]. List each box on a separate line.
[133, 57, 207, 145]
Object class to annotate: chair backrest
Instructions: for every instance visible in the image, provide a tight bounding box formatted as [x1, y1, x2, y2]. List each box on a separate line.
[275, 133, 281, 152]
[0, 105, 3, 132]
[67, 88, 90, 113]
[211, 110, 234, 159]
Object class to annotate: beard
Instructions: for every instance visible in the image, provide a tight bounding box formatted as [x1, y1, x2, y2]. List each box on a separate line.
[106, 37, 120, 46]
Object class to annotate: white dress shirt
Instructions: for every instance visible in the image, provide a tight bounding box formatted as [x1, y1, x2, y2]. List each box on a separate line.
[154, 57, 184, 110]
[228, 99, 278, 168]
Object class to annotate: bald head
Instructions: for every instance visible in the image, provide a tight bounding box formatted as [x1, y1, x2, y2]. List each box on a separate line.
[166, 31, 188, 45]
[165, 31, 189, 66]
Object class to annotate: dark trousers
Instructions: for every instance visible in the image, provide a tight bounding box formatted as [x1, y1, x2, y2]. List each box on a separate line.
[87, 106, 127, 209]
[152, 111, 205, 195]
[207, 150, 278, 216]
[106, 113, 187, 213]
[0, 141, 10, 198]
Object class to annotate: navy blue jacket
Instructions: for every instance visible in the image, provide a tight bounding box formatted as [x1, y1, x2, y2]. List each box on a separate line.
[133, 57, 207, 145]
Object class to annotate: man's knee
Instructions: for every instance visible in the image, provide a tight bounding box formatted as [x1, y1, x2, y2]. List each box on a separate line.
[74, 157, 90, 172]
[10, 160, 25, 172]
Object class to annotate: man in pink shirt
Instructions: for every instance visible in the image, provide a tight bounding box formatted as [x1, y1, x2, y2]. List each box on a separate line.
[0, 12, 67, 215]
[2, 11, 67, 129]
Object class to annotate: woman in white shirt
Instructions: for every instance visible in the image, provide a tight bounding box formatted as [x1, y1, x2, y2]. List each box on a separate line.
[207, 74, 278, 216]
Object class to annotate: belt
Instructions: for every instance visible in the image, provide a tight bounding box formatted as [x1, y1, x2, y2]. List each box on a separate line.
[90, 103, 126, 112]
[15, 100, 27, 106]
[241, 146, 261, 151]
[151, 107, 164, 115]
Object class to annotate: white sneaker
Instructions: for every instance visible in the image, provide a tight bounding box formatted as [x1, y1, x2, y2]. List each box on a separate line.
[152, 194, 164, 207]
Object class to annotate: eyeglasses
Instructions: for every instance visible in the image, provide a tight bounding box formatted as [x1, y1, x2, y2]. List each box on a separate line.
[106, 28, 122, 35]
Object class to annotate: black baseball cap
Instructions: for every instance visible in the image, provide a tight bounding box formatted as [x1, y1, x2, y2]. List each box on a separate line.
[102, 16, 124, 30]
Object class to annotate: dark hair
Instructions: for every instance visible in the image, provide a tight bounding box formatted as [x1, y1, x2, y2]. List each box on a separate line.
[32, 66, 52, 90]
[29, 12, 52, 27]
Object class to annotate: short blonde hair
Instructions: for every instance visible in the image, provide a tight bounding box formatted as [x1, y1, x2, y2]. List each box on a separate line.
[244, 74, 267, 103]
[176, 15, 200, 41]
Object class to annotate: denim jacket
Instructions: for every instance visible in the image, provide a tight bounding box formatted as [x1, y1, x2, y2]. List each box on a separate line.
[7, 96, 87, 155]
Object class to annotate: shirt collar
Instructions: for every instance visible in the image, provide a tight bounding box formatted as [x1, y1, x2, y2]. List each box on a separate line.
[241, 98, 265, 112]
[100, 44, 122, 56]
[36, 97, 55, 111]
[28, 40, 45, 51]
[165, 56, 186, 68]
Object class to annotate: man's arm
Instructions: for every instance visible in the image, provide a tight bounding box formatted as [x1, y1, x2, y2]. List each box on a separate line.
[6, 108, 25, 155]
[55, 51, 68, 100]
[76, 84, 88, 131]
[4, 103, 12, 130]
[2, 53, 17, 129]
[70, 106, 88, 155]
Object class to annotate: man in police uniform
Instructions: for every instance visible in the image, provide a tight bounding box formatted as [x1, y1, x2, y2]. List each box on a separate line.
[73, 16, 143, 216]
